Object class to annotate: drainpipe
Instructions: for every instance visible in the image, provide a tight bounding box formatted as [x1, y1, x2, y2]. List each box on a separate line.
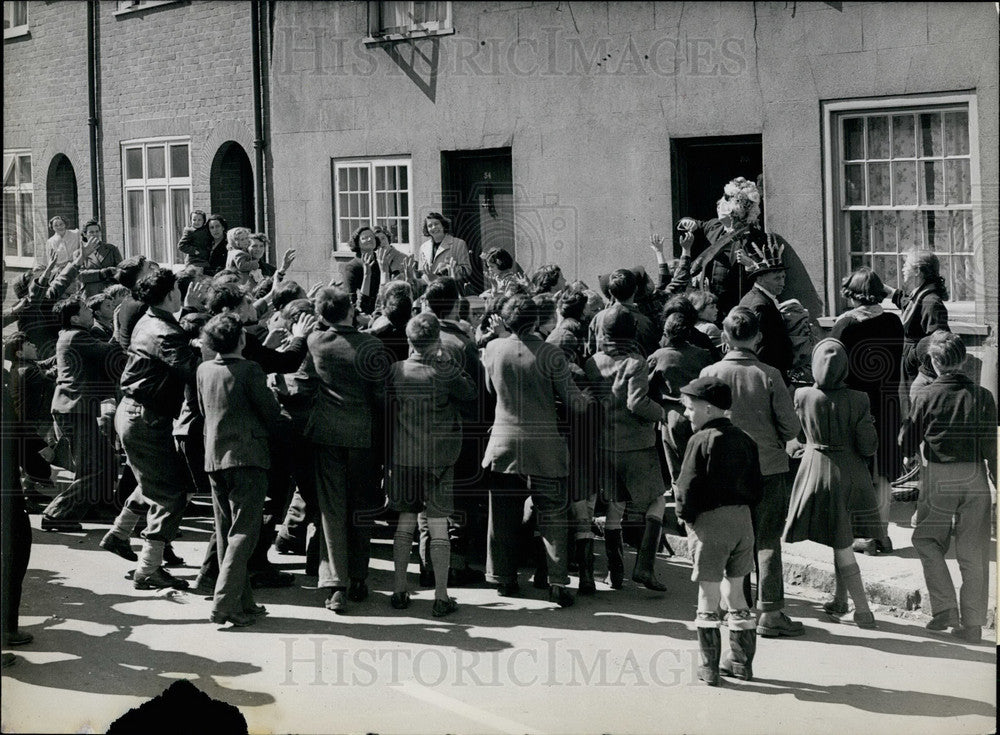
[86, 0, 102, 223]
[250, 0, 267, 240]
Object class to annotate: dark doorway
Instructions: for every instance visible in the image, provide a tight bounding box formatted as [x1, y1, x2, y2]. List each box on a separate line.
[46, 154, 78, 231]
[440, 147, 513, 293]
[210, 142, 255, 232]
[671, 135, 763, 250]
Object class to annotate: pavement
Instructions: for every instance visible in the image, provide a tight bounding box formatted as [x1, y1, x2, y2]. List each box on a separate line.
[1, 496, 997, 734]
[663, 493, 998, 629]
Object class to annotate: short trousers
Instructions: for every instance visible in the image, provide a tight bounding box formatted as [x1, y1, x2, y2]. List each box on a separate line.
[600, 447, 664, 509]
[687, 504, 755, 582]
[388, 465, 454, 518]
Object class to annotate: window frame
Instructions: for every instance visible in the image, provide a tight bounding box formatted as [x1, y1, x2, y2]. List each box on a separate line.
[331, 156, 415, 254]
[114, 0, 180, 16]
[3, 0, 29, 40]
[365, 1, 455, 44]
[822, 92, 983, 320]
[121, 136, 193, 267]
[3, 150, 35, 268]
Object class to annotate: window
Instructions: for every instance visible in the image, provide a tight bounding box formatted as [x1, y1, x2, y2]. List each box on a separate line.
[332, 157, 413, 252]
[367, 1, 454, 41]
[824, 94, 981, 315]
[4, 1, 28, 39]
[3, 151, 35, 264]
[115, 0, 178, 14]
[122, 138, 192, 265]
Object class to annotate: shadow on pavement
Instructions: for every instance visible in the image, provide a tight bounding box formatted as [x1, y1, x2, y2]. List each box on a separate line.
[731, 677, 997, 718]
[4, 570, 274, 707]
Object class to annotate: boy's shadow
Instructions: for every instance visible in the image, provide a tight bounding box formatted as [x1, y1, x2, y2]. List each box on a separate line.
[732, 677, 996, 718]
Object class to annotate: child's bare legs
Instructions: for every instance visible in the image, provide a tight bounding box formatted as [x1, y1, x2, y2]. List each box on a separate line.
[721, 575, 749, 612]
[392, 512, 418, 594]
[697, 581, 722, 616]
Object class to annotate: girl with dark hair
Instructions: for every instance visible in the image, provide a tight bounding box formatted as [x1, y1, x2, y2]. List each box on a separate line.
[206, 214, 230, 275]
[345, 224, 409, 314]
[830, 266, 904, 554]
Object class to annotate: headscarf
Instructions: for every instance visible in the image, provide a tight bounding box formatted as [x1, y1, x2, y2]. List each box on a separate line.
[811, 338, 849, 390]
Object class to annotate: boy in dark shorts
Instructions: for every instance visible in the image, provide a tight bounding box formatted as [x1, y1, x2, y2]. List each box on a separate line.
[387, 312, 477, 617]
[675, 377, 764, 685]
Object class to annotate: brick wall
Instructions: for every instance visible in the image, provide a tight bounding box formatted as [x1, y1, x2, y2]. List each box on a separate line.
[3, 1, 91, 261]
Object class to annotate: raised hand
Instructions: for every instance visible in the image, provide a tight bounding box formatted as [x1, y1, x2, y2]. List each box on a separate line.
[291, 312, 319, 338]
[650, 233, 665, 263]
[183, 279, 210, 309]
[361, 250, 376, 271]
[262, 327, 289, 349]
[280, 248, 297, 271]
[677, 217, 697, 232]
[679, 230, 695, 255]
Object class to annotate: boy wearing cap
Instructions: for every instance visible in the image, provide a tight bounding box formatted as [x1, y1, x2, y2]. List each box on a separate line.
[675, 376, 764, 686]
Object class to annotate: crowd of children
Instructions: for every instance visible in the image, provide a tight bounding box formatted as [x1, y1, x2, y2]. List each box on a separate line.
[2, 187, 995, 683]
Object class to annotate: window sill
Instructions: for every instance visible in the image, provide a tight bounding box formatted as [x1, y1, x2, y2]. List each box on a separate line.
[4, 256, 37, 269]
[113, 1, 180, 18]
[4, 26, 30, 40]
[363, 27, 455, 46]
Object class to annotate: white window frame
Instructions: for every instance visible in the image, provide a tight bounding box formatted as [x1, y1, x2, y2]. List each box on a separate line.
[822, 92, 982, 320]
[3, 0, 29, 39]
[114, 0, 179, 16]
[3, 150, 35, 268]
[121, 136, 192, 267]
[332, 156, 415, 254]
[365, 1, 455, 44]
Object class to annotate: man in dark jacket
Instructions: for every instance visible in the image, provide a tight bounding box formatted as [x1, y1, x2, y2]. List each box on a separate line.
[40, 299, 125, 530]
[737, 235, 794, 383]
[114, 269, 201, 590]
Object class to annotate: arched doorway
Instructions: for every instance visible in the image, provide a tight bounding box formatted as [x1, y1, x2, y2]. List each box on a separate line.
[46, 154, 78, 232]
[210, 142, 254, 231]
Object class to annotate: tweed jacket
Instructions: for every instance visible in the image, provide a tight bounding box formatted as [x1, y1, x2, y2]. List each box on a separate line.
[79, 242, 123, 296]
[119, 307, 201, 418]
[584, 350, 664, 453]
[304, 324, 387, 448]
[197, 356, 282, 472]
[700, 348, 800, 476]
[387, 351, 477, 468]
[50, 326, 125, 415]
[482, 332, 589, 477]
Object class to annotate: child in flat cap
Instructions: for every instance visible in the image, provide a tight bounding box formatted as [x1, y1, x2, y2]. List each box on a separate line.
[675, 376, 764, 686]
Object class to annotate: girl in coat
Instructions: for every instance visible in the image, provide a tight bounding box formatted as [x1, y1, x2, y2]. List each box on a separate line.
[783, 338, 879, 628]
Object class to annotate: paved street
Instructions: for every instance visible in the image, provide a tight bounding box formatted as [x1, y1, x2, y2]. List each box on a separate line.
[1, 513, 996, 735]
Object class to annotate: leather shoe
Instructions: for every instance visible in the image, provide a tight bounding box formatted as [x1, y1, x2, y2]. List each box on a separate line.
[134, 567, 189, 590]
[210, 611, 256, 627]
[243, 604, 268, 617]
[631, 571, 667, 592]
[273, 534, 304, 555]
[325, 589, 348, 614]
[951, 625, 982, 644]
[822, 599, 849, 617]
[100, 532, 138, 562]
[548, 585, 575, 608]
[2, 630, 33, 646]
[162, 543, 185, 567]
[497, 581, 520, 597]
[926, 608, 959, 631]
[249, 568, 294, 588]
[347, 579, 369, 602]
[757, 612, 805, 637]
[431, 597, 459, 618]
[390, 591, 411, 610]
[41, 516, 82, 532]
